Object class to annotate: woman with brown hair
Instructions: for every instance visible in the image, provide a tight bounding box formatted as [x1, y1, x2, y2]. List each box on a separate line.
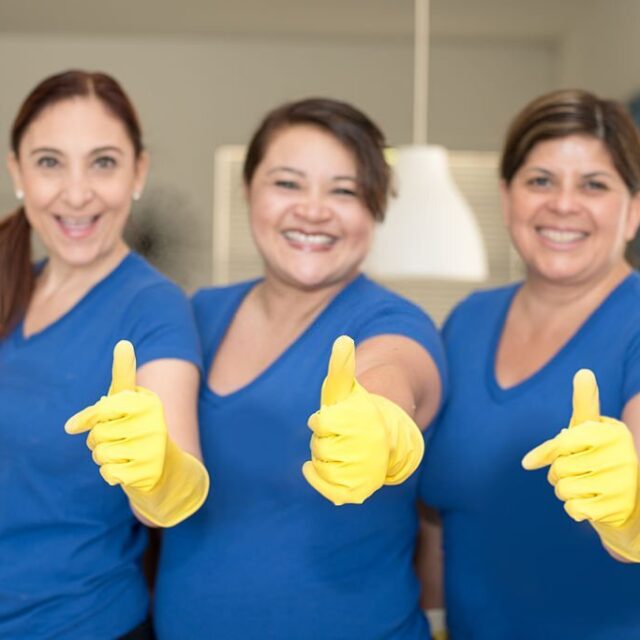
[153, 97, 446, 639]
[0, 70, 207, 639]
[420, 89, 640, 639]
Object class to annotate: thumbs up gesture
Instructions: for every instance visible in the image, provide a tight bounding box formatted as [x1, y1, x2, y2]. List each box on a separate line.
[66, 340, 209, 527]
[302, 336, 424, 506]
[66, 340, 168, 491]
[523, 369, 639, 528]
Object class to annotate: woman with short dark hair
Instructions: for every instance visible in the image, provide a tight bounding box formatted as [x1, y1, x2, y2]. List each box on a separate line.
[420, 89, 640, 639]
[153, 97, 446, 639]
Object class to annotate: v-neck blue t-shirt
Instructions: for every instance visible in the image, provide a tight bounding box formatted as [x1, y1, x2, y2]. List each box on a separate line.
[421, 273, 640, 640]
[0, 253, 201, 639]
[154, 274, 447, 640]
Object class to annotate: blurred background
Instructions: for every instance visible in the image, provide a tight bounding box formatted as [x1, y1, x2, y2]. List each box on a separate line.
[1, 0, 639, 322]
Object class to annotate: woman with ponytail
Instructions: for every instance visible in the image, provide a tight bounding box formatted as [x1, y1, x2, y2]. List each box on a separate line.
[0, 70, 206, 639]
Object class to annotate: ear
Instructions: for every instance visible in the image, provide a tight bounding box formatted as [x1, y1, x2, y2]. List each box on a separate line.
[133, 150, 150, 196]
[499, 179, 511, 228]
[624, 191, 640, 242]
[6, 151, 23, 196]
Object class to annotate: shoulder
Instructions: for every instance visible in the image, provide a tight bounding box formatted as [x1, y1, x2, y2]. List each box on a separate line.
[616, 272, 640, 316]
[443, 282, 519, 338]
[191, 280, 258, 321]
[111, 253, 188, 305]
[349, 275, 435, 325]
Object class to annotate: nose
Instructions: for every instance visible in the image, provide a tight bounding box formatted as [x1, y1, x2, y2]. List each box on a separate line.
[549, 185, 580, 216]
[295, 191, 332, 223]
[61, 169, 94, 209]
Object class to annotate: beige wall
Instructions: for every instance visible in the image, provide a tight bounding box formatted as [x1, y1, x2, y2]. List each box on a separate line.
[0, 29, 558, 288]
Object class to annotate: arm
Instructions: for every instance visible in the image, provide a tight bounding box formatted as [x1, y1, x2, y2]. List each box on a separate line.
[417, 505, 445, 610]
[416, 505, 447, 640]
[131, 357, 202, 525]
[354, 334, 442, 431]
[137, 358, 202, 459]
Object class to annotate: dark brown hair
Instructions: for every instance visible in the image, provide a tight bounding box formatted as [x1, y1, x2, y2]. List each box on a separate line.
[243, 97, 390, 221]
[0, 69, 144, 339]
[500, 89, 640, 193]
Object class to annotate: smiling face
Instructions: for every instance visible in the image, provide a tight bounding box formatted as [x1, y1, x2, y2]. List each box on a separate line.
[501, 134, 640, 287]
[247, 124, 375, 291]
[7, 95, 148, 270]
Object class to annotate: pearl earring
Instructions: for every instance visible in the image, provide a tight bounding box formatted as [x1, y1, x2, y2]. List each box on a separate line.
[15, 190, 24, 201]
[132, 192, 141, 201]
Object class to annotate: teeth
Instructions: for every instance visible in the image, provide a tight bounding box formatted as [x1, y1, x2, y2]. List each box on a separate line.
[58, 215, 98, 229]
[283, 230, 334, 246]
[538, 228, 587, 243]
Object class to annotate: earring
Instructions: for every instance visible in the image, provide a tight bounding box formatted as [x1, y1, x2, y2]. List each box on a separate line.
[15, 190, 24, 201]
[132, 191, 141, 201]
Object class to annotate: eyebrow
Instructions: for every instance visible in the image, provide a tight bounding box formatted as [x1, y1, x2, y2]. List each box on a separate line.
[91, 146, 124, 156]
[266, 166, 357, 181]
[29, 145, 124, 157]
[266, 166, 305, 177]
[30, 147, 62, 156]
[527, 166, 613, 179]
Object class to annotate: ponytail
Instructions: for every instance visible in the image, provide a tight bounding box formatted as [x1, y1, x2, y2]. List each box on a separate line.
[0, 208, 33, 339]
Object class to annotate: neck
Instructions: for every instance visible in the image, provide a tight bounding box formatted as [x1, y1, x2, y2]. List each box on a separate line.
[255, 272, 358, 327]
[517, 262, 631, 323]
[38, 242, 129, 297]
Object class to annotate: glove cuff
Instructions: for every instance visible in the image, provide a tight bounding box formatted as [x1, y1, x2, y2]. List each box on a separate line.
[370, 393, 425, 485]
[593, 468, 640, 562]
[124, 439, 210, 527]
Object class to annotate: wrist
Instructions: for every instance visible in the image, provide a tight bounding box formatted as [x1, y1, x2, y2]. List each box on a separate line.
[369, 393, 425, 485]
[592, 469, 640, 562]
[124, 438, 210, 527]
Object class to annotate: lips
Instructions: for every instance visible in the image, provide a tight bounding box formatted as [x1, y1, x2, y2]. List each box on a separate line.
[55, 214, 101, 239]
[282, 229, 336, 249]
[536, 226, 588, 245]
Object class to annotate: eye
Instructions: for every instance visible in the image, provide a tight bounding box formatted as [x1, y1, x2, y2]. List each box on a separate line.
[526, 175, 551, 188]
[36, 156, 59, 169]
[332, 187, 358, 197]
[274, 179, 300, 190]
[93, 156, 117, 169]
[583, 179, 608, 192]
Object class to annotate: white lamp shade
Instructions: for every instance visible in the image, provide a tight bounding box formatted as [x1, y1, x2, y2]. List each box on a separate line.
[366, 145, 488, 281]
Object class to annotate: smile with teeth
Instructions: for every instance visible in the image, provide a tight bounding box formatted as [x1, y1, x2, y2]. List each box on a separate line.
[283, 230, 336, 247]
[55, 214, 101, 238]
[537, 227, 588, 244]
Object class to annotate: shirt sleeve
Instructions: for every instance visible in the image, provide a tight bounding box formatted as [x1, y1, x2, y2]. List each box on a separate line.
[352, 299, 448, 408]
[120, 281, 203, 374]
[623, 330, 640, 406]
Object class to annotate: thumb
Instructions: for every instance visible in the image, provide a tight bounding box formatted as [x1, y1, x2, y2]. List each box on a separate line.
[570, 369, 600, 427]
[321, 335, 356, 406]
[108, 340, 137, 395]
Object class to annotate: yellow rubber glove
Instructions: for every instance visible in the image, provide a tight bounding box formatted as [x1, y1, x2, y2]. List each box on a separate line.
[302, 335, 424, 505]
[522, 369, 640, 561]
[65, 340, 209, 527]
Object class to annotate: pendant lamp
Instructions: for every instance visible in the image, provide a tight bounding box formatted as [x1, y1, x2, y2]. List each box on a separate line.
[366, 0, 488, 280]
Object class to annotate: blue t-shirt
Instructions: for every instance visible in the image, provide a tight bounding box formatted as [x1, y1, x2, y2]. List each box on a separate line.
[0, 253, 201, 640]
[154, 274, 446, 640]
[421, 273, 640, 640]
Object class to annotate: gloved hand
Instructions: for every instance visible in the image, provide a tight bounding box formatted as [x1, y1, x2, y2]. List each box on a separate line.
[65, 340, 209, 527]
[302, 335, 424, 505]
[522, 369, 640, 561]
